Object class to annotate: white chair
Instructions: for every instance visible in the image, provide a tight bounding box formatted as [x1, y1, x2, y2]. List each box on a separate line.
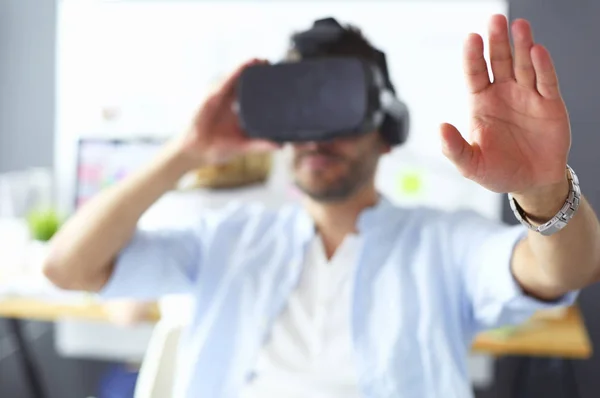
[134, 319, 185, 398]
[134, 294, 193, 398]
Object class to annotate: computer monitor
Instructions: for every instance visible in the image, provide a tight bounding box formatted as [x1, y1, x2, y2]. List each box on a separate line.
[74, 138, 165, 209]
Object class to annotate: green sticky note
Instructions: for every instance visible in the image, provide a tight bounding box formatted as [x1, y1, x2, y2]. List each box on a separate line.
[397, 171, 423, 196]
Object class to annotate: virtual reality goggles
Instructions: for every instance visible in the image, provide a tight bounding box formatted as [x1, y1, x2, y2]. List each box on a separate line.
[235, 18, 410, 146]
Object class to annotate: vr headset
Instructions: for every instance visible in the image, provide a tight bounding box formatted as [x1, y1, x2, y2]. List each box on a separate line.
[235, 17, 410, 146]
[236, 18, 409, 145]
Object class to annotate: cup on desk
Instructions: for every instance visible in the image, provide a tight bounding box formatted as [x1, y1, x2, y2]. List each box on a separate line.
[0, 168, 52, 276]
[0, 168, 51, 217]
[0, 218, 30, 277]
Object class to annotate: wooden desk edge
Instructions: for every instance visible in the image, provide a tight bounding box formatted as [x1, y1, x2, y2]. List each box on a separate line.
[0, 298, 161, 323]
[0, 299, 591, 359]
[471, 343, 592, 359]
[472, 306, 593, 359]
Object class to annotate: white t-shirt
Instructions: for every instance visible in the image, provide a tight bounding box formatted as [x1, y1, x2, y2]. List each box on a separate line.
[240, 234, 362, 398]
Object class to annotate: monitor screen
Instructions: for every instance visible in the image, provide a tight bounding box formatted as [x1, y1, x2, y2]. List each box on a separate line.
[75, 138, 165, 208]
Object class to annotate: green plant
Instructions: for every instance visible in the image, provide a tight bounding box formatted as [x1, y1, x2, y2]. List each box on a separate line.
[26, 208, 62, 242]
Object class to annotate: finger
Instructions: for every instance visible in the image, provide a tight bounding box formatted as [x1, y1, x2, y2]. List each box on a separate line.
[511, 19, 536, 88]
[440, 123, 477, 179]
[463, 33, 491, 93]
[488, 14, 514, 83]
[531, 44, 561, 99]
[215, 58, 268, 102]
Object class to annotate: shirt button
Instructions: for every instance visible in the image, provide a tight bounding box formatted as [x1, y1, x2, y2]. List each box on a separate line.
[246, 371, 257, 383]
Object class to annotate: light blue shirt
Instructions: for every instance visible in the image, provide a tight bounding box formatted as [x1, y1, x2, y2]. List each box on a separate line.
[99, 196, 577, 398]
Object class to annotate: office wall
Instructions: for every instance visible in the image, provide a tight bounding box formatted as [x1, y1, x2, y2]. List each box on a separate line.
[0, 0, 56, 173]
[0, 2, 112, 398]
[54, 0, 505, 219]
[0, 1, 55, 394]
[0, 2, 58, 396]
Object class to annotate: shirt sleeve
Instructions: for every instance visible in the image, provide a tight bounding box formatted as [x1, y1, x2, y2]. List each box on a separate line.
[447, 210, 579, 333]
[97, 226, 203, 301]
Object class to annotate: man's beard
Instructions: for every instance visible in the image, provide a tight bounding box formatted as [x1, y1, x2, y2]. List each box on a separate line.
[293, 151, 372, 202]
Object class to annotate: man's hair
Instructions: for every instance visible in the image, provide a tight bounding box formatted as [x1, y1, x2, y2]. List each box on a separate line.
[288, 20, 393, 92]
[304, 25, 377, 63]
[289, 22, 380, 65]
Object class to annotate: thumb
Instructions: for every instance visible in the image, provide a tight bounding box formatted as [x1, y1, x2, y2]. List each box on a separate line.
[440, 123, 476, 179]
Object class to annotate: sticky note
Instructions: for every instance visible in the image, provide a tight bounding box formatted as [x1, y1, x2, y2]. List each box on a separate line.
[397, 170, 423, 196]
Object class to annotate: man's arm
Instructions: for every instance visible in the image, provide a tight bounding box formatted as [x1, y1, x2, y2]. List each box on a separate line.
[439, 16, 600, 301]
[44, 58, 277, 293]
[43, 142, 193, 292]
[511, 179, 600, 300]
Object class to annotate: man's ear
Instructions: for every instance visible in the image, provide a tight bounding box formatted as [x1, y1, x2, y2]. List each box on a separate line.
[285, 47, 301, 62]
[376, 132, 392, 154]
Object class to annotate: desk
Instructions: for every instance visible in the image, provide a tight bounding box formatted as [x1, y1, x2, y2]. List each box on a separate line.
[0, 296, 162, 398]
[0, 297, 592, 359]
[0, 297, 161, 323]
[473, 306, 592, 359]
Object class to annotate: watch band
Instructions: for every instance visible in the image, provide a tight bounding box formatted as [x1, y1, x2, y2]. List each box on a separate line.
[508, 165, 581, 236]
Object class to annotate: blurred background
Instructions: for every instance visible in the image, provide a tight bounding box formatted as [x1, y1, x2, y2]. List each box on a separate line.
[1, 0, 599, 397]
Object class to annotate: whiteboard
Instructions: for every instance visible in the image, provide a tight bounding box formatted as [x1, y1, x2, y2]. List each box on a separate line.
[56, 0, 507, 219]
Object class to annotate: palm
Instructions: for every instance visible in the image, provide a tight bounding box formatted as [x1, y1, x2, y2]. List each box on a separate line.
[442, 16, 571, 194]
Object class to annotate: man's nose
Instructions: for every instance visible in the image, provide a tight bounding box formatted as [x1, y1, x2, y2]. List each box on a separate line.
[306, 139, 337, 149]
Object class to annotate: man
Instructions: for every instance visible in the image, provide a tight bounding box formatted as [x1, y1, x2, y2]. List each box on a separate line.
[44, 14, 600, 398]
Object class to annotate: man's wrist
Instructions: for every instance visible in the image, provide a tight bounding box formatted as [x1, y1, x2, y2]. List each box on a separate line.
[510, 176, 571, 225]
[154, 141, 204, 188]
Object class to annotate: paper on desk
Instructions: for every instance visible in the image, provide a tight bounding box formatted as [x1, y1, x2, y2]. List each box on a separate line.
[481, 308, 571, 341]
[0, 218, 29, 271]
[484, 326, 520, 340]
[0, 270, 91, 305]
[533, 307, 569, 319]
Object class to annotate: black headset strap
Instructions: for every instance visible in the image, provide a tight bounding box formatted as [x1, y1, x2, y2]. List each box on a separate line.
[291, 18, 343, 53]
[373, 50, 395, 94]
[294, 18, 394, 91]
[313, 17, 343, 29]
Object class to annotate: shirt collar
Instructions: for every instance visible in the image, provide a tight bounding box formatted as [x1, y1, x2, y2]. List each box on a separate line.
[295, 193, 396, 238]
[356, 194, 395, 233]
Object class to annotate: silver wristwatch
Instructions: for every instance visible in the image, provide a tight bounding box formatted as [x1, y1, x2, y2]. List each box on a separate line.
[508, 165, 581, 236]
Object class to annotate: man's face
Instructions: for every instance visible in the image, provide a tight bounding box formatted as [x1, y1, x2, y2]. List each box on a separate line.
[291, 131, 388, 202]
